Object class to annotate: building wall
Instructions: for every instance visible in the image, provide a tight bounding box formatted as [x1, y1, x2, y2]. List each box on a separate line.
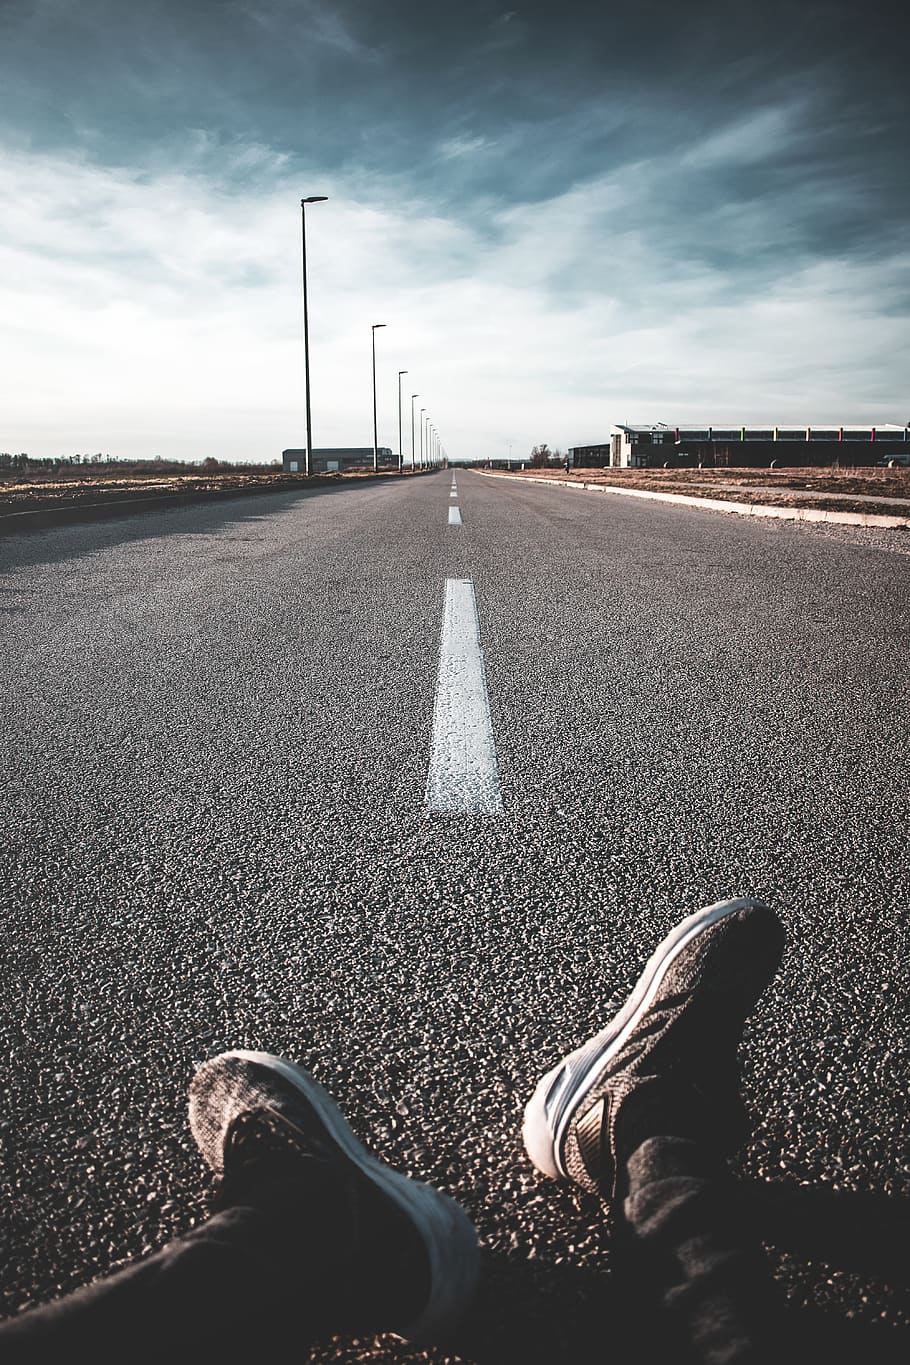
[282, 448, 395, 473]
[605, 427, 910, 469]
[568, 444, 612, 468]
[669, 440, 910, 469]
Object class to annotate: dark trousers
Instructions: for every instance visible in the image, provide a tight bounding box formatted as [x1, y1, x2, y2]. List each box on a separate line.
[623, 1136, 785, 1364]
[0, 1137, 781, 1363]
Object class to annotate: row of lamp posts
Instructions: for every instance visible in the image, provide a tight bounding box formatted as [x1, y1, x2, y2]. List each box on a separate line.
[301, 196, 444, 477]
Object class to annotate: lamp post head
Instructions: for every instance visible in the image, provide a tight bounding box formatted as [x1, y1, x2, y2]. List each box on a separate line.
[399, 369, 408, 377]
[301, 196, 328, 204]
[372, 323, 386, 331]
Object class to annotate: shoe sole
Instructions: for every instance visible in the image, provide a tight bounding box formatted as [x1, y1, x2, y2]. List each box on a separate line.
[216, 1051, 479, 1344]
[521, 897, 770, 1180]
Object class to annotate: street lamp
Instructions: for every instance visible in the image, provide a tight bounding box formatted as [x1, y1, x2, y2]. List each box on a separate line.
[411, 394, 418, 471]
[397, 370, 408, 475]
[371, 323, 386, 474]
[300, 196, 328, 478]
[420, 408, 426, 468]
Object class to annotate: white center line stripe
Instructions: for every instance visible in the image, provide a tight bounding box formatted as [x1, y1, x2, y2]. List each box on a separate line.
[448, 506, 463, 525]
[425, 578, 502, 815]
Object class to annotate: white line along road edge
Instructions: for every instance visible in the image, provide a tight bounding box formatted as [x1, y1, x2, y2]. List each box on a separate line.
[425, 578, 503, 815]
[448, 505, 463, 525]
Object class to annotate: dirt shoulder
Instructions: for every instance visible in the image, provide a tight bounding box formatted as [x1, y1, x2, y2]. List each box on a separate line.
[0, 468, 411, 514]
[485, 466, 910, 517]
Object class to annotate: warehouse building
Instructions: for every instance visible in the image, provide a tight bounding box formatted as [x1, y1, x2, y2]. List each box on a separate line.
[569, 424, 910, 470]
[282, 447, 395, 473]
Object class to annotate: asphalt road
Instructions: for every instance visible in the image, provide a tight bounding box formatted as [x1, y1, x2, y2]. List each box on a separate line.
[1, 472, 909, 1362]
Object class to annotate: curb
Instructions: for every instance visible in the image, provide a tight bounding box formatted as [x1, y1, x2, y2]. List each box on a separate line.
[0, 470, 426, 536]
[477, 471, 910, 530]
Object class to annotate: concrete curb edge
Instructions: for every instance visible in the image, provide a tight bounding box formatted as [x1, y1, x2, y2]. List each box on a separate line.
[477, 471, 910, 530]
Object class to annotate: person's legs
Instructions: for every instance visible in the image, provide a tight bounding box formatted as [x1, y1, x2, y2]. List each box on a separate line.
[523, 896, 787, 1364]
[0, 1051, 479, 1363]
[621, 1132, 780, 1364]
[0, 1200, 345, 1363]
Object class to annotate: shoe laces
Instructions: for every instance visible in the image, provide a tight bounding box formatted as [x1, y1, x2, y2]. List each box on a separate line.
[213, 1106, 337, 1210]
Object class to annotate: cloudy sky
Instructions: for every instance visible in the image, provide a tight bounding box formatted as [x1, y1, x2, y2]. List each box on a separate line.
[1, 0, 908, 463]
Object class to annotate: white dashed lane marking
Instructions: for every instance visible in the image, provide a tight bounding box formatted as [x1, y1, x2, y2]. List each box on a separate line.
[448, 506, 463, 525]
[425, 578, 502, 815]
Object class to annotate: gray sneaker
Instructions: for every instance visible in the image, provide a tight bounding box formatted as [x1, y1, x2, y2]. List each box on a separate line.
[522, 897, 785, 1197]
[189, 1050, 479, 1344]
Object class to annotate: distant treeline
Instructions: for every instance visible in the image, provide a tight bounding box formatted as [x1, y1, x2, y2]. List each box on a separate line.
[0, 453, 279, 475]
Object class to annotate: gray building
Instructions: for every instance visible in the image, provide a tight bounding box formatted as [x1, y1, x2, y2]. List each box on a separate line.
[282, 447, 395, 473]
[569, 423, 910, 470]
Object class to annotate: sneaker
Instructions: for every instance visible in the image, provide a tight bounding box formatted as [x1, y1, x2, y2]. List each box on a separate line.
[189, 1050, 479, 1343]
[522, 897, 784, 1197]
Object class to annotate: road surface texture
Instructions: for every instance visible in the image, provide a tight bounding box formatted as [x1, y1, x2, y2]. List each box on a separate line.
[1, 472, 909, 1363]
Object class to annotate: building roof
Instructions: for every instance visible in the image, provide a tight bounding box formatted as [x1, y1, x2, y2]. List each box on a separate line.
[282, 447, 393, 456]
[611, 423, 908, 433]
[612, 423, 673, 434]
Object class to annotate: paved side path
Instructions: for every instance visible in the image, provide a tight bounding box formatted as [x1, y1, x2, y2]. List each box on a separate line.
[1, 475, 908, 1359]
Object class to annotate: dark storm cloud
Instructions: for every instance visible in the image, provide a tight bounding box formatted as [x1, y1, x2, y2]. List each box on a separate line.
[3, 1, 908, 281]
[3, 2, 907, 195]
[2, 0, 909, 460]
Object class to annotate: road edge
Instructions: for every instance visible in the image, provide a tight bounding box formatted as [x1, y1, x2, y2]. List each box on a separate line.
[0, 470, 430, 536]
[477, 471, 910, 530]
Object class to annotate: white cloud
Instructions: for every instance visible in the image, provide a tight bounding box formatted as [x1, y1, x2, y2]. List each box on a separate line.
[681, 103, 808, 168]
[238, 0, 376, 59]
[1, 128, 908, 464]
[437, 134, 494, 159]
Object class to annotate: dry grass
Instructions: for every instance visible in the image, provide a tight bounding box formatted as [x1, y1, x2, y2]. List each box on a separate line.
[494, 465, 910, 514]
[0, 467, 410, 513]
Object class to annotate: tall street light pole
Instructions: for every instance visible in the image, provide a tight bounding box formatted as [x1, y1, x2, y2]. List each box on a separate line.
[371, 323, 386, 474]
[420, 409, 426, 468]
[411, 394, 418, 471]
[300, 196, 328, 478]
[397, 370, 407, 475]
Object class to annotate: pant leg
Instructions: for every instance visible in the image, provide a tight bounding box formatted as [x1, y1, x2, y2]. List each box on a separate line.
[622, 1136, 787, 1365]
[0, 1173, 363, 1364]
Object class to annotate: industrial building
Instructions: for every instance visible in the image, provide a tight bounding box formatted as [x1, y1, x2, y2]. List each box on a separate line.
[569, 424, 910, 470]
[282, 447, 395, 473]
